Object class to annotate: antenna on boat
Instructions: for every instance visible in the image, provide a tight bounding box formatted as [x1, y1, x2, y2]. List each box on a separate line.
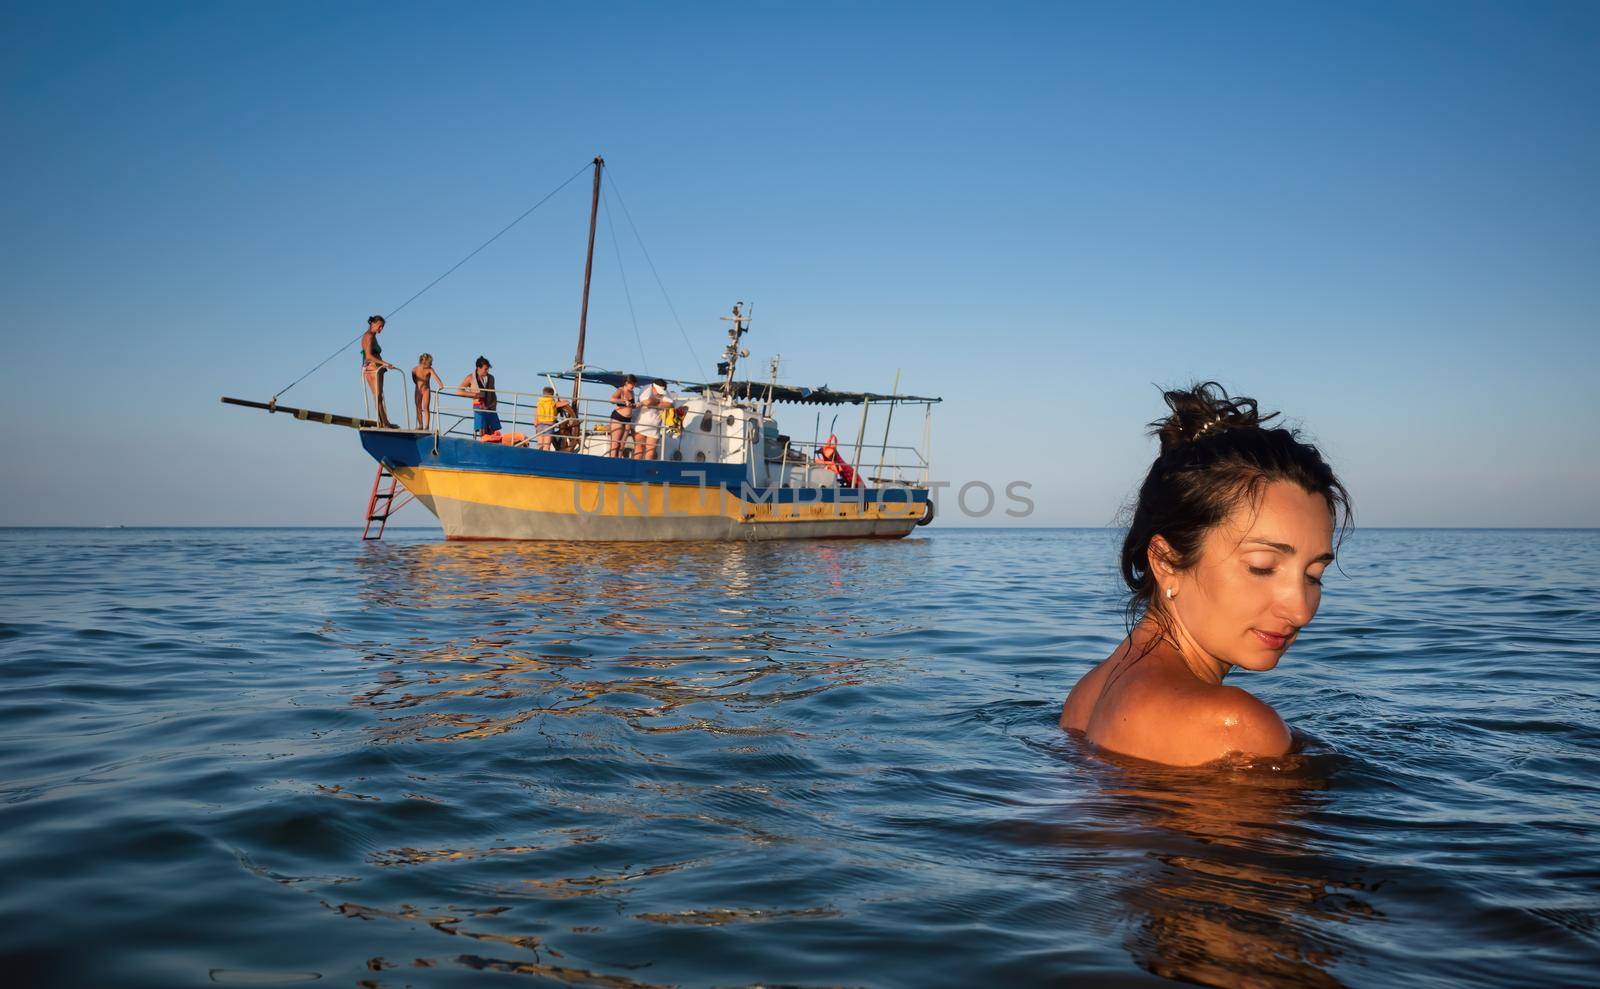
[571, 155, 604, 405]
[718, 300, 751, 397]
[763, 354, 781, 416]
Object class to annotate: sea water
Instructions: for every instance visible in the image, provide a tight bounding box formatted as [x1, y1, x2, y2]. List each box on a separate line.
[1, 527, 1596, 987]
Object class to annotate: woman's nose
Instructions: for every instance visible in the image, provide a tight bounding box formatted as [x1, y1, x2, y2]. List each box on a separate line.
[1275, 581, 1315, 626]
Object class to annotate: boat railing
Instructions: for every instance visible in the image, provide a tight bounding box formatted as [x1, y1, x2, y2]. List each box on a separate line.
[768, 435, 930, 489]
[410, 385, 758, 461]
[371, 380, 929, 486]
[421, 387, 643, 442]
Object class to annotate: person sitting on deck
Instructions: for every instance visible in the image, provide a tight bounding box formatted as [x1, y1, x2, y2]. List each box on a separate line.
[534, 386, 571, 451]
[359, 315, 399, 428]
[460, 357, 501, 437]
[632, 378, 673, 460]
[815, 434, 859, 487]
[411, 353, 444, 431]
[608, 374, 637, 457]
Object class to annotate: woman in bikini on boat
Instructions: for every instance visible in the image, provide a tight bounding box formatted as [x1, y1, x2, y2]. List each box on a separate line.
[608, 373, 637, 458]
[1061, 382, 1350, 766]
[360, 315, 399, 428]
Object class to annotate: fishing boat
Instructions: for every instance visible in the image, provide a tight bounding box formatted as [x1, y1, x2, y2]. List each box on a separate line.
[224, 157, 940, 541]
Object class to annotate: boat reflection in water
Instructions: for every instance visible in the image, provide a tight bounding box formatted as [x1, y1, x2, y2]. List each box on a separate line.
[348, 538, 921, 746]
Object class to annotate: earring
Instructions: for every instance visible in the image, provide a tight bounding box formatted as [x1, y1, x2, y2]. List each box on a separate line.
[1165, 587, 1176, 600]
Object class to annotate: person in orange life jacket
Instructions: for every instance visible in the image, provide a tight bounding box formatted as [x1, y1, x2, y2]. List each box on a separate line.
[815, 434, 859, 487]
[360, 315, 399, 428]
[534, 386, 571, 451]
[459, 357, 501, 437]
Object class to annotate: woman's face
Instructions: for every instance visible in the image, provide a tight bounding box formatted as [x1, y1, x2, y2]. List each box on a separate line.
[1161, 480, 1335, 673]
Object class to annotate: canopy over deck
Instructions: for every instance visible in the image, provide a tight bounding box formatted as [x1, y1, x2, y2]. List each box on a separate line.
[545, 370, 940, 406]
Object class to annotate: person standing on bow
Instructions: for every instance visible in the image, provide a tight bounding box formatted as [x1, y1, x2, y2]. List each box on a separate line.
[360, 315, 399, 428]
[460, 356, 501, 438]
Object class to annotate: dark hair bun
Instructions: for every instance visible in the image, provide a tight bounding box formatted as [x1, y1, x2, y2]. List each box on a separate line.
[1150, 381, 1278, 454]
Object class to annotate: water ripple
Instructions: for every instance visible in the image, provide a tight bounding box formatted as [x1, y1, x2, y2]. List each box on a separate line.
[1, 527, 1598, 986]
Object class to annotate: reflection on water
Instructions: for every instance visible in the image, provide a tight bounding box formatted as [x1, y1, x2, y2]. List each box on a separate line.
[1085, 750, 1356, 988]
[349, 540, 909, 746]
[4, 528, 1598, 987]
[328, 538, 935, 981]
[340, 538, 1364, 986]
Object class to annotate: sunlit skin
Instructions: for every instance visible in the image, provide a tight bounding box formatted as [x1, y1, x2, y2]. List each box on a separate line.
[608, 380, 636, 458]
[411, 356, 443, 431]
[360, 318, 398, 428]
[1061, 480, 1336, 766]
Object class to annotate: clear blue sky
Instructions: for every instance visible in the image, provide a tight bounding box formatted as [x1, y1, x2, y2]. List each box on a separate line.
[2, 0, 1596, 526]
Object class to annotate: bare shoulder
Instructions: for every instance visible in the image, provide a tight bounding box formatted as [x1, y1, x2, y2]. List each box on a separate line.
[1060, 658, 1114, 732]
[1082, 678, 1290, 766]
[1059, 629, 1292, 765]
[1196, 685, 1291, 761]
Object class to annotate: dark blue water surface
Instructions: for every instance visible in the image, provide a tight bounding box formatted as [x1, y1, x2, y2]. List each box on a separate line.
[2, 527, 1597, 987]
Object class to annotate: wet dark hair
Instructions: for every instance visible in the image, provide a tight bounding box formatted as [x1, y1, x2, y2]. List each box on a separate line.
[475, 356, 491, 368]
[368, 315, 385, 326]
[623, 373, 636, 384]
[1120, 382, 1351, 630]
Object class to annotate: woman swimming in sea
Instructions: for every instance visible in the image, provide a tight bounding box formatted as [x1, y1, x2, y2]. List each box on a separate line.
[1061, 382, 1350, 766]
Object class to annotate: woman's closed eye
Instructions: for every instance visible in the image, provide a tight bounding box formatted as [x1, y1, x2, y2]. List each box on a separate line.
[1248, 563, 1325, 586]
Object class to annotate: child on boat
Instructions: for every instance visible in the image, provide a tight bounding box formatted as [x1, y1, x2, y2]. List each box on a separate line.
[535, 386, 570, 451]
[411, 354, 443, 431]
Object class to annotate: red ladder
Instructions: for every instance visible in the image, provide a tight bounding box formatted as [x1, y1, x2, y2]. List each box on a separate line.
[361, 465, 413, 540]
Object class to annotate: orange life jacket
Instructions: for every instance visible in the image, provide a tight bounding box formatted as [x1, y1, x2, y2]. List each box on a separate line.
[815, 434, 859, 486]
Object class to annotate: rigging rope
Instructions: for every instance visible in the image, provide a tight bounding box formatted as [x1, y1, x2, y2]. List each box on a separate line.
[603, 167, 712, 381]
[602, 185, 649, 374]
[270, 159, 594, 403]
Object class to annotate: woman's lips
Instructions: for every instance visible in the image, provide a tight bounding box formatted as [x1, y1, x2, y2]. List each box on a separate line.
[1251, 629, 1289, 650]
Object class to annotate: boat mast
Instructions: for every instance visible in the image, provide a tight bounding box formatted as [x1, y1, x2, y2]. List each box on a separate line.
[572, 155, 604, 404]
[763, 355, 781, 417]
[719, 302, 750, 397]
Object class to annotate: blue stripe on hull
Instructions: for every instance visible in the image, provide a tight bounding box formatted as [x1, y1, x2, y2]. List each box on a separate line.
[359, 431, 929, 506]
